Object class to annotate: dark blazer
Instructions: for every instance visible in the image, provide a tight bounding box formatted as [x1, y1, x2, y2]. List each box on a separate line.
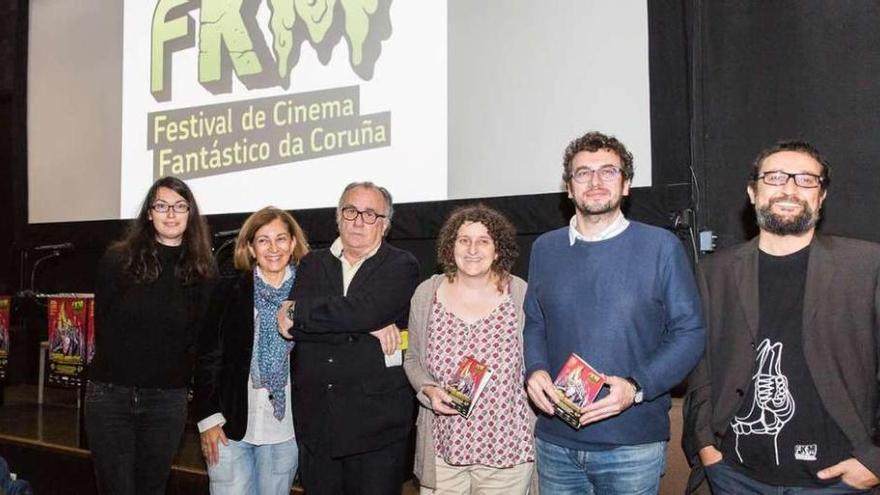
[289, 242, 420, 457]
[194, 272, 263, 441]
[682, 235, 880, 493]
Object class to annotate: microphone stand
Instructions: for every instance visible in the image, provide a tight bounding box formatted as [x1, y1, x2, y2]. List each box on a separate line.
[27, 250, 62, 301]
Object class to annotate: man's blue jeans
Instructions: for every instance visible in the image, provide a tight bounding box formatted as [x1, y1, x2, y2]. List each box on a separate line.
[84, 380, 188, 495]
[207, 437, 298, 495]
[705, 460, 870, 494]
[535, 436, 667, 495]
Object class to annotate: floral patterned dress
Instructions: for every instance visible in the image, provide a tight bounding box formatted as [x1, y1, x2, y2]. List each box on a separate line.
[425, 293, 534, 467]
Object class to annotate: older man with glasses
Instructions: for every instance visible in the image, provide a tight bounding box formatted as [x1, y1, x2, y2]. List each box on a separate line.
[278, 181, 420, 495]
[523, 131, 705, 494]
[683, 141, 880, 494]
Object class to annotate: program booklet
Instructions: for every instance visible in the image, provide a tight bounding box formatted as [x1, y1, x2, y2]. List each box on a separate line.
[445, 356, 492, 418]
[553, 353, 606, 429]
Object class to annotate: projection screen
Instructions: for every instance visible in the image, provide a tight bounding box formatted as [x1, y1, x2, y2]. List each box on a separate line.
[28, 1, 651, 223]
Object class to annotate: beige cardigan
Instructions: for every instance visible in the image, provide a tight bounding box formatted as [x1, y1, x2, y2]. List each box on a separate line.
[403, 274, 537, 491]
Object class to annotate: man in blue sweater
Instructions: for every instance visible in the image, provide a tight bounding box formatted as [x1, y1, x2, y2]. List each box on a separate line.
[524, 131, 705, 494]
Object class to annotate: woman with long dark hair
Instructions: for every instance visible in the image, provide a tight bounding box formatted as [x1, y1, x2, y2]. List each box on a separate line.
[194, 207, 309, 495]
[86, 176, 216, 495]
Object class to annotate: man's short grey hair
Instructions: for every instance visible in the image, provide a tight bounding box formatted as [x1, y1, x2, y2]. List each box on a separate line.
[336, 181, 394, 223]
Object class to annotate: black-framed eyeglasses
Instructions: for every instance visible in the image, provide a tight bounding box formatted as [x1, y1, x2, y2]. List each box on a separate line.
[340, 206, 386, 225]
[151, 202, 190, 214]
[571, 166, 622, 184]
[755, 170, 824, 189]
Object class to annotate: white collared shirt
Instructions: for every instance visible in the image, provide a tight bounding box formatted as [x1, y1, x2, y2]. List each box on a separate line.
[568, 211, 630, 245]
[329, 237, 381, 296]
[197, 266, 295, 445]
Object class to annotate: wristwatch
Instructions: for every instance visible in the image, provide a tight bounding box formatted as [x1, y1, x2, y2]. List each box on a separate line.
[625, 377, 644, 404]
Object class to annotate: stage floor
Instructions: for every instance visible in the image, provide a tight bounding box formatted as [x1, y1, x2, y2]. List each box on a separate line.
[0, 384, 205, 470]
[0, 384, 688, 494]
[0, 384, 420, 494]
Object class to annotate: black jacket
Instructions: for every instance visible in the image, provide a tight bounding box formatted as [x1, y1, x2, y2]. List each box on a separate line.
[194, 273, 264, 441]
[682, 236, 880, 493]
[289, 242, 420, 457]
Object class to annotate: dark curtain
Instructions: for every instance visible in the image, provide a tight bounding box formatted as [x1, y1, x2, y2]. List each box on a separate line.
[693, 0, 880, 247]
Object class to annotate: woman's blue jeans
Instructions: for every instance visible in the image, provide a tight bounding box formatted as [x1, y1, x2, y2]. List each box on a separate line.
[207, 437, 299, 495]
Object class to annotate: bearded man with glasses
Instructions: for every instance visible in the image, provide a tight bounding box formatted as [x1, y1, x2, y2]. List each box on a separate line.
[523, 131, 705, 494]
[277, 181, 420, 495]
[684, 141, 880, 494]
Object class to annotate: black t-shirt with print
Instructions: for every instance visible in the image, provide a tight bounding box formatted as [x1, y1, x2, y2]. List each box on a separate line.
[720, 246, 851, 487]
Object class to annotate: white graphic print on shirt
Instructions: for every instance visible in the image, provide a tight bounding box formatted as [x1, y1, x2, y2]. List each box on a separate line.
[730, 338, 796, 465]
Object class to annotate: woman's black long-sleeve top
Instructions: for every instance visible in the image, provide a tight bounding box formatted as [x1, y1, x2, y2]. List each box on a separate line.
[88, 244, 214, 388]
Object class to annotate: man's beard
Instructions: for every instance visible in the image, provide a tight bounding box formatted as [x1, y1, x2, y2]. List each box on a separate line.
[575, 191, 622, 217]
[755, 195, 819, 236]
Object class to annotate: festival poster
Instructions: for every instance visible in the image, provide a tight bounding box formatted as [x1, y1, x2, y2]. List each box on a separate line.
[0, 296, 10, 381]
[86, 298, 96, 364]
[47, 295, 92, 388]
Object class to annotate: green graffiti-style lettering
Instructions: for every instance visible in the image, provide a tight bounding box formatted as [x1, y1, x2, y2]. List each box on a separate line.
[268, 0, 296, 78]
[340, 0, 377, 66]
[151, 0, 389, 99]
[151, 0, 193, 95]
[296, 0, 337, 44]
[199, 0, 262, 83]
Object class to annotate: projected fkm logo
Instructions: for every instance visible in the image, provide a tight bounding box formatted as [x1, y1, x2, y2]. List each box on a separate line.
[151, 0, 391, 101]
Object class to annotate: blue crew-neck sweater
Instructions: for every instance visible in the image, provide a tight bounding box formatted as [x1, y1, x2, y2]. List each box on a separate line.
[523, 221, 705, 450]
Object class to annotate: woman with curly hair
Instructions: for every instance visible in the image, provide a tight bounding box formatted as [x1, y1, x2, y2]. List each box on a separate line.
[194, 206, 309, 495]
[404, 204, 536, 494]
[86, 176, 217, 495]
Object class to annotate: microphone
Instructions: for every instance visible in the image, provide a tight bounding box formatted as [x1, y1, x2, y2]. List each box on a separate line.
[213, 229, 240, 239]
[32, 242, 75, 251]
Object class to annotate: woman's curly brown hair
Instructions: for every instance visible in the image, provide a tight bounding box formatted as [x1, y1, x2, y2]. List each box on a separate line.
[437, 204, 519, 288]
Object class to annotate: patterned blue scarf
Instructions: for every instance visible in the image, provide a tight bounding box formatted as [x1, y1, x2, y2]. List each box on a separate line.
[251, 267, 296, 420]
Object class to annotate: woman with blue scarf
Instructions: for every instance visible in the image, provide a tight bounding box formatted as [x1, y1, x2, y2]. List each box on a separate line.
[194, 207, 309, 494]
